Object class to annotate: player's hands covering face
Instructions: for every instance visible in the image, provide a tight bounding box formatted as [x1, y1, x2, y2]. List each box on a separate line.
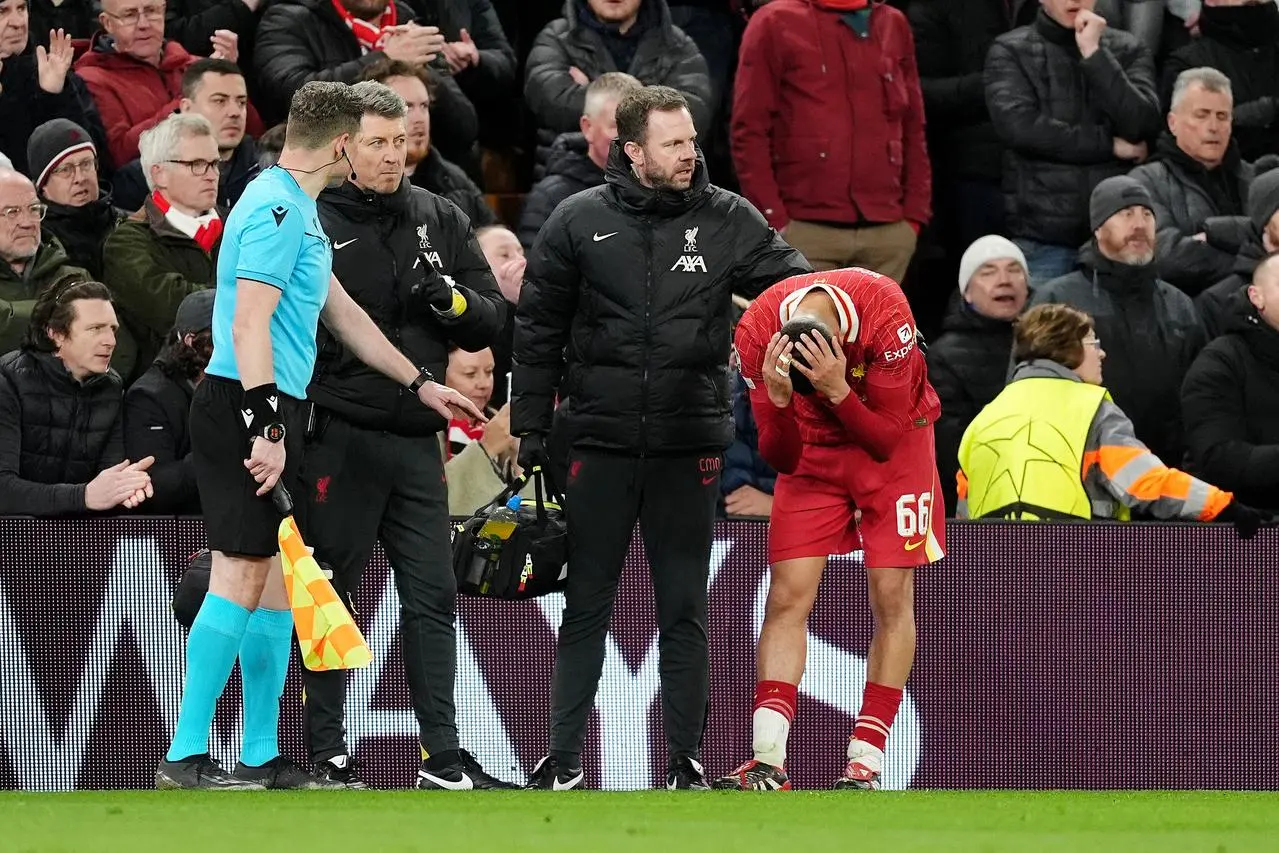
[793, 331, 850, 405]
[762, 332, 795, 409]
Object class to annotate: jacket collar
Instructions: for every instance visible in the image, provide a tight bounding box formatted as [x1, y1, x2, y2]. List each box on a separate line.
[320, 175, 413, 220]
[1077, 240, 1160, 298]
[43, 192, 119, 230]
[1012, 358, 1083, 383]
[1034, 9, 1080, 51]
[603, 138, 711, 217]
[28, 349, 115, 389]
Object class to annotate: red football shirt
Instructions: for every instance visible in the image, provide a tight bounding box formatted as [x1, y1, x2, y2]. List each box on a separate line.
[734, 268, 940, 468]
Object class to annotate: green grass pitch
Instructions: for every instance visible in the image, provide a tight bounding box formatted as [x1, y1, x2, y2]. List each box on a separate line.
[3, 790, 1276, 852]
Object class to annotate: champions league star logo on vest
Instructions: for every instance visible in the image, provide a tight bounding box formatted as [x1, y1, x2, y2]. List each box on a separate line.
[417, 224, 442, 268]
[672, 226, 707, 273]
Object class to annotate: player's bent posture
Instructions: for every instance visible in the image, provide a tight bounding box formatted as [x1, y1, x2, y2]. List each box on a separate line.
[715, 268, 942, 791]
[156, 81, 484, 790]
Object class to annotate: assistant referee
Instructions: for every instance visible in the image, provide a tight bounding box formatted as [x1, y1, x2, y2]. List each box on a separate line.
[157, 81, 485, 791]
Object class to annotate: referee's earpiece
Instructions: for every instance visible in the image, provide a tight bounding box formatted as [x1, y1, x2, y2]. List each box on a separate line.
[342, 146, 357, 183]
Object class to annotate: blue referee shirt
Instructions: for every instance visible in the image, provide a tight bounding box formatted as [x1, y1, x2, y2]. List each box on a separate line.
[205, 167, 333, 399]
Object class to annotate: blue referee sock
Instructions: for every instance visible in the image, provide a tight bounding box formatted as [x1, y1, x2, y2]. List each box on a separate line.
[238, 607, 295, 767]
[166, 593, 251, 762]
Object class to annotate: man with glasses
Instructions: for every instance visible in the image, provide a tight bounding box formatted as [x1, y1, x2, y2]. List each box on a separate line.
[0, 169, 101, 360]
[75, 0, 262, 168]
[112, 58, 260, 213]
[103, 113, 222, 384]
[28, 118, 124, 280]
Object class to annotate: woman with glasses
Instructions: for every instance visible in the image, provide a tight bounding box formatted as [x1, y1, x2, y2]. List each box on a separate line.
[956, 303, 1271, 536]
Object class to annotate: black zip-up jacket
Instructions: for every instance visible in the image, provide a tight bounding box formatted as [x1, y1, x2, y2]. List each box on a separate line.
[518, 132, 605, 249]
[1181, 288, 1279, 511]
[0, 349, 124, 517]
[511, 141, 812, 454]
[1028, 241, 1206, 466]
[312, 178, 506, 436]
[985, 10, 1161, 247]
[123, 362, 199, 514]
[40, 191, 125, 281]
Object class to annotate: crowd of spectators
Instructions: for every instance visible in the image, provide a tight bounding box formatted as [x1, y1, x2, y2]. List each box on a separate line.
[0, 0, 1276, 523]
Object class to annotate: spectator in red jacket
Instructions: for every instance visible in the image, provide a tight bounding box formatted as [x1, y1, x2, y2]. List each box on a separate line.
[73, 0, 261, 168]
[731, 0, 931, 285]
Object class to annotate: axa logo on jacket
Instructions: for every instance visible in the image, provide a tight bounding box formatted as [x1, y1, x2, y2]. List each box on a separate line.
[671, 225, 707, 272]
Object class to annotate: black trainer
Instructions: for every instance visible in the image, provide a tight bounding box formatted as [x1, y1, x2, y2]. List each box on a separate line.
[416, 749, 518, 790]
[666, 756, 710, 790]
[523, 755, 584, 790]
[156, 753, 262, 790]
[314, 755, 369, 789]
[711, 759, 792, 791]
[232, 755, 346, 790]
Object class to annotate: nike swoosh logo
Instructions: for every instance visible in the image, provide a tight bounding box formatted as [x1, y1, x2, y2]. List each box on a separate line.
[593, 232, 618, 242]
[553, 770, 584, 790]
[701, 475, 717, 486]
[333, 238, 358, 250]
[417, 769, 474, 790]
[904, 538, 926, 551]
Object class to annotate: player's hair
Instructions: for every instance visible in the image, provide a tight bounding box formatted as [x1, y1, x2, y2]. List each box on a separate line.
[1171, 66, 1232, 112]
[139, 113, 216, 191]
[181, 58, 242, 100]
[350, 80, 407, 121]
[616, 85, 691, 147]
[357, 58, 436, 104]
[24, 280, 114, 352]
[1012, 304, 1095, 369]
[584, 72, 643, 118]
[284, 81, 366, 151]
[779, 317, 836, 396]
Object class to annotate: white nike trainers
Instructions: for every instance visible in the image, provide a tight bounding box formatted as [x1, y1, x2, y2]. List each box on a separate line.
[833, 739, 884, 790]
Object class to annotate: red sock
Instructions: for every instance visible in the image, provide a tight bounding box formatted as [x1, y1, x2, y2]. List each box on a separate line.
[852, 682, 903, 751]
[753, 680, 798, 722]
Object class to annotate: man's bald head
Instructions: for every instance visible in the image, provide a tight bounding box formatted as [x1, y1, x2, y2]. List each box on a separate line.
[1248, 253, 1279, 332]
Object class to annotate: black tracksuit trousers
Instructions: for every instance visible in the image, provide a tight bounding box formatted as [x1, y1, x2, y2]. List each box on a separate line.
[549, 449, 721, 764]
[297, 412, 458, 761]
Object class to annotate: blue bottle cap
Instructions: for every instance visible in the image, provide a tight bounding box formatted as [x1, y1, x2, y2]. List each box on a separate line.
[507, 495, 522, 511]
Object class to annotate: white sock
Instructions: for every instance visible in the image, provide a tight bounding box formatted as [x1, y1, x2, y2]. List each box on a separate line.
[752, 706, 791, 768]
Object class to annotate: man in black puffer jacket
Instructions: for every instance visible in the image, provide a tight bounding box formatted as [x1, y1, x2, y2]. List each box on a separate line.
[0, 280, 153, 517]
[299, 81, 509, 792]
[985, 0, 1161, 284]
[1182, 256, 1279, 512]
[512, 86, 810, 791]
[524, 0, 711, 175]
[1197, 164, 1279, 339]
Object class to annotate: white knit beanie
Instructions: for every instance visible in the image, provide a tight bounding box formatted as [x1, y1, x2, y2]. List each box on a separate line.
[958, 235, 1028, 299]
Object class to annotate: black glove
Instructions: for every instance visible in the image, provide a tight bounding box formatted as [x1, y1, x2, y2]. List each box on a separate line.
[1217, 499, 1274, 540]
[517, 432, 547, 474]
[410, 262, 455, 312]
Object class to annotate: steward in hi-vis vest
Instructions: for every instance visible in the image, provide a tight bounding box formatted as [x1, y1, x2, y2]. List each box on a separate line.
[958, 360, 1231, 522]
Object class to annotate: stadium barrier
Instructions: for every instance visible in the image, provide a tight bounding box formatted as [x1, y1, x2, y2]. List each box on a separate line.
[1, 518, 1275, 791]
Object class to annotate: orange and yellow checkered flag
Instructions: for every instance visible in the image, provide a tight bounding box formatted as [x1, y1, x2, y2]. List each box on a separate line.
[278, 515, 372, 672]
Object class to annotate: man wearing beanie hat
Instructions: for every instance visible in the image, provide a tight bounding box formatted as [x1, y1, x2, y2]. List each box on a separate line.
[122, 289, 215, 514]
[928, 234, 1030, 513]
[1195, 167, 1279, 338]
[1027, 175, 1205, 466]
[28, 118, 125, 281]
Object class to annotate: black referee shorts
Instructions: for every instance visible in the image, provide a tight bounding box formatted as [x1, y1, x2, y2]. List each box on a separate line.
[190, 375, 306, 558]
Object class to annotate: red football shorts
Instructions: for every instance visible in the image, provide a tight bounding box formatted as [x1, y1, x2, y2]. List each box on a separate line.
[769, 426, 946, 567]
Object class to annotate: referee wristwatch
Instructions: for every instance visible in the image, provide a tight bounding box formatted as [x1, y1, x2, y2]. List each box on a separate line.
[260, 422, 287, 443]
[408, 366, 435, 393]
